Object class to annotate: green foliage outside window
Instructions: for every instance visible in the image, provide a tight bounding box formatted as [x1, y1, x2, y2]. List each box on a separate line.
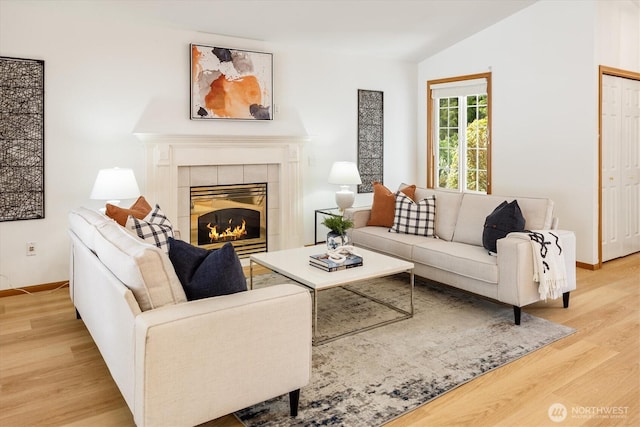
[439, 132, 459, 189]
[437, 95, 488, 192]
[465, 117, 488, 192]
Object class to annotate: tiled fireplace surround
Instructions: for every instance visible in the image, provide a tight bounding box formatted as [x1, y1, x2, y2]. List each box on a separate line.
[137, 134, 306, 253]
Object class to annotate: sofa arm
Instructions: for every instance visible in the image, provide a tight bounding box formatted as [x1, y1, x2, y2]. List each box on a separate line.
[496, 230, 577, 308]
[344, 206, 371, 229]
[133, 284, 312, 427]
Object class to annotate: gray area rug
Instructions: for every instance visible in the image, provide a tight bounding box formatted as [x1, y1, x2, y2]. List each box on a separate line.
[236, 273, 575, 426]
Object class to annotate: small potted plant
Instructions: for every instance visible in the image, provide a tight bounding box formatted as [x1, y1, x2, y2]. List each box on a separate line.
[322, 215, 354, 250]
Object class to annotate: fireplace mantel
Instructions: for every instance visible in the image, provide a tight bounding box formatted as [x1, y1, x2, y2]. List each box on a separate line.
[136, 133, 308, 252]
[135, 133, 308, 144]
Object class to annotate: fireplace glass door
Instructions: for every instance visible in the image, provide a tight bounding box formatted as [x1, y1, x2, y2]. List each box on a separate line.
[190, 183, 267, 257]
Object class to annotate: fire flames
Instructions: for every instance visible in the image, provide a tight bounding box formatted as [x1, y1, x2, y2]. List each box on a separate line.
[207, 219, 247, 242]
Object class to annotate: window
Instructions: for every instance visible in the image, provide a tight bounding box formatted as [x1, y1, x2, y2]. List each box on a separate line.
[427, 73, 491, 193]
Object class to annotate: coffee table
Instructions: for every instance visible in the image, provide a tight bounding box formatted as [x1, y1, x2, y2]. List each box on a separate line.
[249, 245, 414, 345]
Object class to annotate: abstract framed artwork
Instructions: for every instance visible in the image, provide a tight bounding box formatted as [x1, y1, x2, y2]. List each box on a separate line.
[357, 89, 383, 193]
[0, 56, 45, 222]
[190, 44, 273, 120]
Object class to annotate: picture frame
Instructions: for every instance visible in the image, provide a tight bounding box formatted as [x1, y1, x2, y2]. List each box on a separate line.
[0, 56, 45, 222]
[190, 44, 273, 120]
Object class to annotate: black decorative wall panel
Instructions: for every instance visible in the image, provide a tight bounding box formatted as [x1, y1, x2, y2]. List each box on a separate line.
[357, 89, 383, 193]
[0, 57, 45, 221]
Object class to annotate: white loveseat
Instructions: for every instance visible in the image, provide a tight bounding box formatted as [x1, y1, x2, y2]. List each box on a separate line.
[68, 207, 312, 427]
[345, 188, 577, 324]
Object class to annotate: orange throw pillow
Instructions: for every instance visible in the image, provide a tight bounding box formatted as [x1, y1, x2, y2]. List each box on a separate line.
[106, 196, 152, 226]
[367, 182, 416, 227]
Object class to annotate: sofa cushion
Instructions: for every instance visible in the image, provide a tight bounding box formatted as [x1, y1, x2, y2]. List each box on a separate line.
[68, 207, 111, 252]
[168, 238, 247, 300]
[411, 187, 463, 241]
[126, 204, 174, 253]
[367, 182, 416, 227]
[453, 194, 554, 246]
[93, 221, 187, 311]
[350, 226, 429, 260]
[482, 200, 525, 253]
[412, 239, 499, 284]
[516, 197, 554, 230]
[454, 194, 509, 246]
[390, 193, 436, 237]
[106, 196, 152, 226]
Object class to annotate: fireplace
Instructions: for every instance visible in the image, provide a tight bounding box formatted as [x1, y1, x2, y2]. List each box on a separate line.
[137, 133, 306, 254]
[190, 183, 267, 257]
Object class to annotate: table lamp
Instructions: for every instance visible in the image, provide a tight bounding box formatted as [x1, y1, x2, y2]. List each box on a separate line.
[90, 167, 140, 207]
[328, 161, 362, 211]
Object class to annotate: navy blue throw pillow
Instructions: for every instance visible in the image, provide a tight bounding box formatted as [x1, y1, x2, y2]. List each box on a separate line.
[168, 238, 247, 300]
[482, 200, 526, 254]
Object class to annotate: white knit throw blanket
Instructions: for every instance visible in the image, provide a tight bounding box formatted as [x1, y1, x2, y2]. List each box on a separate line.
[528, 231, 567, 301]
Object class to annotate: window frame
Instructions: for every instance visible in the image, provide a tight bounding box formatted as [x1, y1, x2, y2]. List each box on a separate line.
[426, 72, 492, 193]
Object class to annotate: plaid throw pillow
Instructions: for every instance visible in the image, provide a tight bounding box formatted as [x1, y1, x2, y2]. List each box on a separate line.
[390, 193, 436, 237]
[126, 204, 174, 253]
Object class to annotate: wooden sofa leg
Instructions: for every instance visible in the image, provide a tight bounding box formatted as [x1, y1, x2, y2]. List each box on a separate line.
[289, 389, 300, 417]
[563, 292, 570, 308]
[513, 306, 521, 325]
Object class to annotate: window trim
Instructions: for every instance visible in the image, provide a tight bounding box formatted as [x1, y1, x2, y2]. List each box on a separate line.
[426, 72, 492, 193]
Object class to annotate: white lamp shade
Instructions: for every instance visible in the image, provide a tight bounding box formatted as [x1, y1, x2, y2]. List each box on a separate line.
[90, 167, 140, 201]
[328, 161, 362, 185]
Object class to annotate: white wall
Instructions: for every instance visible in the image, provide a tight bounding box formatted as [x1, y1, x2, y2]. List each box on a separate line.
[0, 0, 416, 289]
[596, 0, 640, 70]
[418, 0, 603, 265]
[4, 0, 632, 288]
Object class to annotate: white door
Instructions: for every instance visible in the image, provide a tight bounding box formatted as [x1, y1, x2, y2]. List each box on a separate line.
[602, 75, 640, 262]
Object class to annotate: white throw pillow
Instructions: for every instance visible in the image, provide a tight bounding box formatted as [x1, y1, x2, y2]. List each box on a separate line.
[94, 221, 186, 311]
[390, 193, 436, 237]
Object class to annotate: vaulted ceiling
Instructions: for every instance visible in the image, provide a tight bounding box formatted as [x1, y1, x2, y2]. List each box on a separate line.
[87, 0, 538, 62]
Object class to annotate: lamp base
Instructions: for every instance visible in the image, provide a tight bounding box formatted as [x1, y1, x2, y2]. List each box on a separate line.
[335, 186, 355, 211]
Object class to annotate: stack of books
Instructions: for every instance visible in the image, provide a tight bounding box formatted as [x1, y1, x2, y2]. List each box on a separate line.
[309, 252, 363, 272]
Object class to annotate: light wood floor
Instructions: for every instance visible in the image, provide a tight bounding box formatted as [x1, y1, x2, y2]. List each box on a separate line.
[1, 254, 638, 426]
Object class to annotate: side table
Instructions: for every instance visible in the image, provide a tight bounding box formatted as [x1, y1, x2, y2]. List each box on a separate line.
[314, 207, 342, 244]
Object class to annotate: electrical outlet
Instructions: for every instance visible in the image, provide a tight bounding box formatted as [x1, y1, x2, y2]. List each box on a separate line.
[26, 242, 37, 256]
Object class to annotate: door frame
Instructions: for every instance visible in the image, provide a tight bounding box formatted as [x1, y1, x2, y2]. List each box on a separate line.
[598, 65, 640, 268]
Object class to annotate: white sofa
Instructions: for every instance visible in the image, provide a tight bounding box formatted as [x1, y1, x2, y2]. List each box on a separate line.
[68, 207, 312, 427]
[345, 188, 577, 324]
